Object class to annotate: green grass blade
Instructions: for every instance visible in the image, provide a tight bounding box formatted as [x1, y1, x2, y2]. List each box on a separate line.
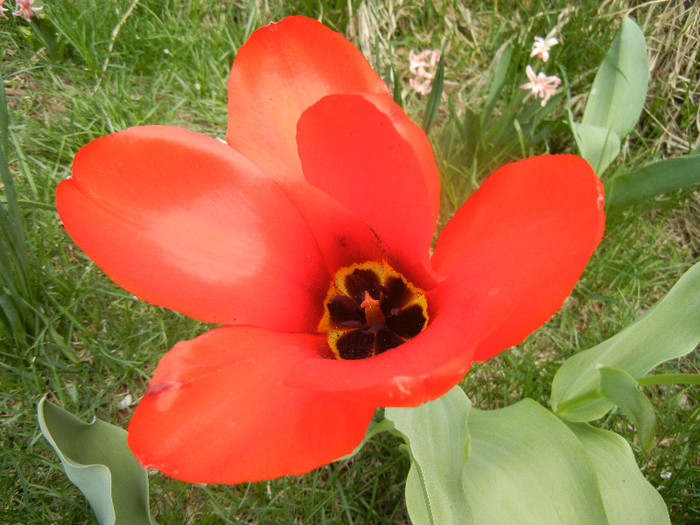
[421, 53, 445, 134]
[0, 67, 35, 344]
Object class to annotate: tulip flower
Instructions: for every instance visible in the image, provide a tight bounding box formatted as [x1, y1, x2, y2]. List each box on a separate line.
[56, 16, 604, 483]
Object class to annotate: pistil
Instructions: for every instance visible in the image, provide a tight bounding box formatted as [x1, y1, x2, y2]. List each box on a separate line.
[360, 290, 385, 327]
[318, 261, 429, 360]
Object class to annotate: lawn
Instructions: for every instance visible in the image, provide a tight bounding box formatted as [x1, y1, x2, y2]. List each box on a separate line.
[1, 0, 698, 523]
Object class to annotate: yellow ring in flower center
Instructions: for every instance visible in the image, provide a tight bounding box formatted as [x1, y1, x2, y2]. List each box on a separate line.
[317, 261, 429, 360]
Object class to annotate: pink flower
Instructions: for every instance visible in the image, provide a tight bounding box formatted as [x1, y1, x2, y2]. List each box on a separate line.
[12, 0, 42, 20]
[409, 77, 433, 96]
[409, 49, 441, 95]
[520, 65, 561, 107]
[409, 49, 440, 76]
[530, 35, 558, 63]
[0, 0, 9, 19]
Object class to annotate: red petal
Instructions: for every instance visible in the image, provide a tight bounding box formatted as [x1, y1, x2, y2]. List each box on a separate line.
[226, 16, 391, 185]
[225, 16, 395, 275]
[57, 126, 327, 331]
[297, 94, 440, 287]
[127, 327, 375, 483]
[226, 16, 391, 274]
[431, 154, 605, 360]
[289, 156, 603, 406]
[287, 288, 507, 407]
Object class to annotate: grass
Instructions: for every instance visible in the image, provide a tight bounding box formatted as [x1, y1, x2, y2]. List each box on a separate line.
[1, 0, 698, 523]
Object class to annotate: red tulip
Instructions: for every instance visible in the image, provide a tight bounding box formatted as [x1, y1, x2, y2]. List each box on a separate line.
[56, 16, 605, 483]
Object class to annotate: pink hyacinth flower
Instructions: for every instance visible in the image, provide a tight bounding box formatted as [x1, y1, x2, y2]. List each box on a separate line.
[13, 0, 43, 20]
[530, 35, 559, 63]
[409, 49, 441, 95]
[520, 65, 561, 107]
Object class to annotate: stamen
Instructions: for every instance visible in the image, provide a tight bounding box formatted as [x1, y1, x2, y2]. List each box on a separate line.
[318, 261, 428, 360]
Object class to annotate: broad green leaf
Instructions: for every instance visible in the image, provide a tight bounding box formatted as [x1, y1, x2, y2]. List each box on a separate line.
[599, 366, 656, 453]
[37, 398, 154, 525]
[572, 121, 621, 175]
[464, 399, 609, 524]
[582, 17, 648, 139]
[566, 423, 670, 524]
[385, 387, 472, 525]
[552, 261, 700, 421]
[604, 154, 700, 209]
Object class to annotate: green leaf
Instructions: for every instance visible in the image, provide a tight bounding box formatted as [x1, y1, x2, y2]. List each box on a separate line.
[464, 399, 609, 524]
[0, 67, 8, 156]
[0, 67, 35, 345]
[37, 398, 154, 525]
[482, 42, 512, 124]
[572, 121, 621, 175]
[637, 373, 700, 387]
[582, 16, 648, 139]
[392, 65, 404, 108]
[604, 154, 700, 210]
[385, 387, 472, 525]
[552, 261, 700, 421]
[598, 366, 656, 453]
[421, 52, 445, 134]
[566, 423, 670, 524]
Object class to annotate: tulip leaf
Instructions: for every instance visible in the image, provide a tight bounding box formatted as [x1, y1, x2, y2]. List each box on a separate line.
[582, 16, 648, 139]
[385, 386, 472, 525]
[598, 366, 656, 453]
[463, 399, 609, 524]
[37, 397, 154, 525]
[637, 373, 700, 387]
[572, 121, 621, 175]
[604, 153, 700, 210]
[565, 422, 670, 524]
[552, 261, 700, 422]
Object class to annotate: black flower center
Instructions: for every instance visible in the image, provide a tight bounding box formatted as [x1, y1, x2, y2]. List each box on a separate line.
[318, 262, 429, 360]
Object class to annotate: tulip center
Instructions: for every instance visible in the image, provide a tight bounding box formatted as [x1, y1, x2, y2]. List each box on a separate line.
[318, 261, 429, 360]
